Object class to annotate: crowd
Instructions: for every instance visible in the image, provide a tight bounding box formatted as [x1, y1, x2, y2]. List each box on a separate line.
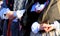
[0, 0, 60, 36]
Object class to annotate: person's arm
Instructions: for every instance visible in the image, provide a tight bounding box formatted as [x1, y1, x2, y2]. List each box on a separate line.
[31, 22, 49, 33]
[31, 21, 60, 33]
[13, 9, 25, 19]
[5, 9, 25, 20]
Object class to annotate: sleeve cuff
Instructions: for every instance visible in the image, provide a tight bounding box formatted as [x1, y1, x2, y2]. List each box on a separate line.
[16, 9, 25, 19]
[51, 21, 60, 30]
[50, 24, 56, 29]
[13, 11, 17, 17]
[54, 21, 60, 30]
[31, 22, 40, 34]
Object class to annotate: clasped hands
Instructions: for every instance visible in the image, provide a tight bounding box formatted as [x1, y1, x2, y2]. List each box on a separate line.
[40, 23, 54, 32]
[5, 11, 16, 21]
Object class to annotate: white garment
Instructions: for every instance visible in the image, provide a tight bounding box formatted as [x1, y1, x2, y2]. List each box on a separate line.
[12, 9, 25, 22]
[16, 9, 25, 19]
[31, 22, 40, 34]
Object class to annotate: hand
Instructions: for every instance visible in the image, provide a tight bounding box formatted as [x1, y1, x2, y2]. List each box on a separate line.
[36, 10, 43, 13]
[40, 23, 54, 32]
[40, 23, 48, 30]
[46, 25, 54, 32]
[6, 11, 15, 20]
[36, 10, 41, 13]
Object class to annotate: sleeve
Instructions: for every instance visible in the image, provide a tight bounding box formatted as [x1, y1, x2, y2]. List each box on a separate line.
[51, 21, 60, 35]
[3, 8, 10, 14]
[3, 8, 10, 19]
[31, 22, 40, 34]
[54, 21, 60, 30]
[15, 9, 25, 19]
[51, 21, 60, 30]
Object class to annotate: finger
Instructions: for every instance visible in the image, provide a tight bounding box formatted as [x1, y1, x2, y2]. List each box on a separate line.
[48, 26, 54, 32]
[42, 24, 49, 28]
[40, 26, 44, 30]
[44, 27, 49, 32]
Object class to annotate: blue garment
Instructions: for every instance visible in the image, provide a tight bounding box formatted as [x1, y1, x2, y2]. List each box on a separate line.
[3, 0, 7, 8]
[0, 7, 18, 36]
[3, 19, 8, 36]
[11, 22, 19, 36]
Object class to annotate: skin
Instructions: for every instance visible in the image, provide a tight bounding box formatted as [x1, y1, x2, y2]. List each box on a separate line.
[40, 23, 54, 32]
[6, 11, 16, 21]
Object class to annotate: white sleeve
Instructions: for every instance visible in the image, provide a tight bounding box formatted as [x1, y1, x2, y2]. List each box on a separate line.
[4, 8, 10, 14]
[3, 8, 10, 19]
[16, 9, 25, 19]
[54, 21, 60, 30]
[51, 21, 60, 30]
[31, 22, 40, 34]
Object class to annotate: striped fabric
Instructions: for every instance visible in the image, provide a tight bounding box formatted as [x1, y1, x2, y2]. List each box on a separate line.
[30, 30, 60, 36]
[13, 0, 28, 11]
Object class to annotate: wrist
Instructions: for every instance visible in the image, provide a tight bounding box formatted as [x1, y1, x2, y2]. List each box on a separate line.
[13, 11, 17, 17]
